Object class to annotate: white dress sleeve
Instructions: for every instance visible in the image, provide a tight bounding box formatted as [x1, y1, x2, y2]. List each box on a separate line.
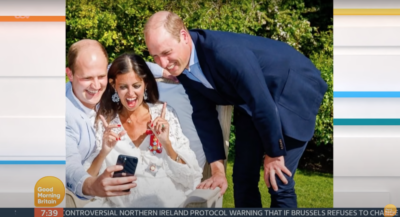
[160, 105, 203, 190]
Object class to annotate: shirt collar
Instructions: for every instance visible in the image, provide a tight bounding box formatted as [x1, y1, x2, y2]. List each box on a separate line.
[188, 40, 198, 71]
[70, 86, 96, 118]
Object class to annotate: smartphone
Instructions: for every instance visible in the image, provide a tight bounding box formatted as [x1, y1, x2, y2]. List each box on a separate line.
[113, 155, 138, 191]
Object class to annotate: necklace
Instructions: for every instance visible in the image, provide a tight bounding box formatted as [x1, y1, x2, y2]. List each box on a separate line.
[123, 103, 149, 124]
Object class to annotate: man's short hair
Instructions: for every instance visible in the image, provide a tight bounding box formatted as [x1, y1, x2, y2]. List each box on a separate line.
[67, 39, 108, 74]
[145, 11, 188, 42]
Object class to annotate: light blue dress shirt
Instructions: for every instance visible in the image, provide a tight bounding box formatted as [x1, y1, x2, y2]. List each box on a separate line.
[182, 41, 214, 89]
[66, 82, 94, 200]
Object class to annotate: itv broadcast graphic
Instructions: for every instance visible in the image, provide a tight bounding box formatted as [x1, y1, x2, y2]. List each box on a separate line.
[0, 0, 399, 216]
[34, 177, 65, 207]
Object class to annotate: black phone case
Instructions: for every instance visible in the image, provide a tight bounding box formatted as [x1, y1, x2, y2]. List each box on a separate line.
[113, 155, 138, 178]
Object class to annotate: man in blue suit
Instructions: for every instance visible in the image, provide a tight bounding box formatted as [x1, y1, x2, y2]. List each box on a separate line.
[66, 39, 136, 199]
[144, 11, 327, 208]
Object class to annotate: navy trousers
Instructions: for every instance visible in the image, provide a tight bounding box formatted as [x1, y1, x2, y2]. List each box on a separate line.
[232, 107, 308, 208]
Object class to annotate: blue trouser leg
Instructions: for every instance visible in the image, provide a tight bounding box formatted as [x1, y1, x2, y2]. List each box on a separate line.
[268, 136, 308, 208]
[232, 107, 308, 208]
[232, 108, 264, 207]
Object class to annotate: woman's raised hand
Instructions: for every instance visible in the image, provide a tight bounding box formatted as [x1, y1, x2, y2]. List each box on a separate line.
[99, 115, 126, 155]
[148, 103, 170, 147]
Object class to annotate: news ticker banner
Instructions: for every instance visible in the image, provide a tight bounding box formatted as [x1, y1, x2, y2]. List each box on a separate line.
[333, 0, 400, 208]
[0, 0, 66, 207]
[0, 207, 397, 217]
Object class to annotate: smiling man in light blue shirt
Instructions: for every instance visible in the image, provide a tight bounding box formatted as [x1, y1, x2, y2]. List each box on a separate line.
[66, 39, 137, 200]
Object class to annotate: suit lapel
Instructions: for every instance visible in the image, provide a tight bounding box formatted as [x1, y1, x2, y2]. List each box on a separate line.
[190, 31, 218, 90]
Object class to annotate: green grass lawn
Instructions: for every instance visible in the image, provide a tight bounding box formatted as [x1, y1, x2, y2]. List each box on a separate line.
[222, 161, 333, 208]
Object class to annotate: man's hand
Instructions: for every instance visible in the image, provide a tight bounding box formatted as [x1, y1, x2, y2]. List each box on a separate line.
[263, 155, 292, 191]
[196, 160, 227, 196]
[162, 69, 179, 83]
[83, 165, 137, 197]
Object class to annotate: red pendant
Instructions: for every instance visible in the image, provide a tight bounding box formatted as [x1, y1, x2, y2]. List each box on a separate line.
[147, 129, 162, 154]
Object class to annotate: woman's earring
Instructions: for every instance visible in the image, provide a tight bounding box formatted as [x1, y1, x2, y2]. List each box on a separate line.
[144, 89, 148, 100]
[112, 91, 120, 103]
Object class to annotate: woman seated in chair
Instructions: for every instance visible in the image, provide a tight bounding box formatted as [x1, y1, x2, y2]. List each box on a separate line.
[84, 53, 202, 207]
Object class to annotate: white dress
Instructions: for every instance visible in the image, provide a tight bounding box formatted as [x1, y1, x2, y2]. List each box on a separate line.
[84, 103, 203, 207]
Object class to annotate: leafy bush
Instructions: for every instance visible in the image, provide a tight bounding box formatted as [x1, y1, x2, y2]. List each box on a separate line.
[67, 0, 164, 61]
[66, 0, 333, 161]
[309, 26, 333, 146]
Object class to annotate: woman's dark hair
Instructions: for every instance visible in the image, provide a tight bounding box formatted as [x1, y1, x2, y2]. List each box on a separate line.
[96, 53, 159, 123]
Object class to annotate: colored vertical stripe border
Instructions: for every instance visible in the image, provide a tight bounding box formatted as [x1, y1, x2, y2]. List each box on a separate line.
[0, 161, 65, 165]
[334, 9, 400, 15]
[334, 92, 400, 98]
[334, 119, 400, 125]
[0, 16, 65, 22]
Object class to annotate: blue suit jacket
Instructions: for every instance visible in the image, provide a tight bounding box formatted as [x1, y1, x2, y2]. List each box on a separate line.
[177, 29, 328, 163]
[65, 82, 95, 199]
